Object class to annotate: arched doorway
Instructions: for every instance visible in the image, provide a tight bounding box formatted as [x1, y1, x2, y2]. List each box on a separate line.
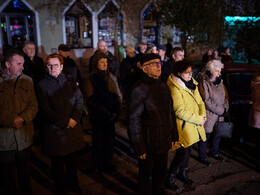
[0, 0, 37, 51]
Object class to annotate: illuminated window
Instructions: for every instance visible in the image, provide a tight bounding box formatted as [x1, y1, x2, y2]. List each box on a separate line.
[98, 1, 123, 46]
[65, 1, 93, 48]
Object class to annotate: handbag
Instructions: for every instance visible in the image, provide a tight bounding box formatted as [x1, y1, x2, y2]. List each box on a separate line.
[213, 112, 234, 138]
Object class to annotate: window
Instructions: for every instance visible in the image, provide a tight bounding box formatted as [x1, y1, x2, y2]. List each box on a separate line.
[98, 1, 123, 46]
[65, 1, 93, 48]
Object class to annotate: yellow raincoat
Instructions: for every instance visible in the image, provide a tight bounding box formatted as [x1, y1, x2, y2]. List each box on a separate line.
[167, 74, 206, 151]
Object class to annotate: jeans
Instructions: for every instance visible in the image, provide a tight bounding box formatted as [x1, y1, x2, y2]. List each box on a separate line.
[198, 132, 221, 159]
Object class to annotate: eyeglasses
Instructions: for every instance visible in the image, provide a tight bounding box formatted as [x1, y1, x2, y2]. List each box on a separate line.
[144, 61, 161, 67]
[46, 64, 60, 69]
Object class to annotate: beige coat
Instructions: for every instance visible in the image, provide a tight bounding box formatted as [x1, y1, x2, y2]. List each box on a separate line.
[198, 73, 229, 133]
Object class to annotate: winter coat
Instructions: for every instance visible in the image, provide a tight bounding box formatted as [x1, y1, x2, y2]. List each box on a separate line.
[161, 59, 175, 83]
[37, 73, 84, 156]
[0, 67, 38, 151]
[23, 55, 45, 84]
[128, 73, 179, 156]
[62, 56, 82, 86]
[198, 73, 229, 133]
[119, 56, 139, 98]
[167, 74, 206, 150]
[248, 76, 260, 129]
[84, 71, 122, 127]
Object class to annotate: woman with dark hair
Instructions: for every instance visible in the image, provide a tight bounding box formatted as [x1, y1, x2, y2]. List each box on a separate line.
[37, 53, 84, 194]
[165, 61, 206, 192]
[197, 60, 229, 166]
[221, 47, 233, 63]
[84, 51, 122, 176]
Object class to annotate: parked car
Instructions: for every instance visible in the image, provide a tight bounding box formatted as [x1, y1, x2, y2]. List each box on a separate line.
[222, 62, 260, 141]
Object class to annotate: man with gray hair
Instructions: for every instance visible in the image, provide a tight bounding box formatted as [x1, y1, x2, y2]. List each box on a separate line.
[0, 49, 38, 194]
[22, 40, 45, 84]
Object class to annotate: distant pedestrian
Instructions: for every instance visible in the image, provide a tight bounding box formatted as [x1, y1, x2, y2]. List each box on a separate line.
[128, 53, 179, 194]
[0, 49, 38, 195]
[37, 53, 84, 195]
[221, 47, 233, 63]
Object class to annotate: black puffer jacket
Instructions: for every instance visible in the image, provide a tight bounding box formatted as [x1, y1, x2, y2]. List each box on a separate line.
[128, 73, 179, 156]
[37, 73, 84, 156]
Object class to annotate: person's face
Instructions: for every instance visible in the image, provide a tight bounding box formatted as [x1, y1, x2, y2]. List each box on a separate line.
[178, 66, 192, 82]
[97, 58, 108, 71]
[151, 47, 158, 54]
[23, 44, 35, 59]
[46, 58, 63, 78]
[207, 49, 213, 55]
[5, 54, 24, 77]
[158, 49, 166, 60]
[213, 50, 218, 56]
[173, 51, 184, 62]
[98, 41, 108, 53]
[139, 44, 147, 53]
[210, 67, 221, 81]
[142, 59, 161, 79]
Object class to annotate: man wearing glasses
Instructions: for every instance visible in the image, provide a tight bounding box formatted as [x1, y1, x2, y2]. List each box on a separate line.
[128, 53, 179, 194]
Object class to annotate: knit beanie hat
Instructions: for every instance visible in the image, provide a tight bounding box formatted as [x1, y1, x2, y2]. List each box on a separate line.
[92, 51, 108, 69]
[140, 53, 161, 66]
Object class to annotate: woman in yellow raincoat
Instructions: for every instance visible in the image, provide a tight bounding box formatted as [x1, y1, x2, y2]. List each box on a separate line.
[165, 61, 206, 192]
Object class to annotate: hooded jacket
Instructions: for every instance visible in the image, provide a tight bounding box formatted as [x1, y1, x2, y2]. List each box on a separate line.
[0, 66, 38, 151]
[167, 74, 206, 150]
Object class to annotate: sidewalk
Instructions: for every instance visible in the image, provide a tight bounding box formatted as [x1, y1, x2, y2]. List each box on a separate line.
[30, 121, 260, 195]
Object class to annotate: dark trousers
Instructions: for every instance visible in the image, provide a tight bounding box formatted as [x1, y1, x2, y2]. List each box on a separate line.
[168, 146, 192, 174]
[51, 152, 79, 195]
[198, 132, 221, 159]
[92, 123, 115, 171]
[138, 153, 168, 195]
[0, 147, 31, 195]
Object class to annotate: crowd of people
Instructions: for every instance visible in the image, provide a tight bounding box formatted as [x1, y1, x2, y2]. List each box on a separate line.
[0, 39, 259, 195]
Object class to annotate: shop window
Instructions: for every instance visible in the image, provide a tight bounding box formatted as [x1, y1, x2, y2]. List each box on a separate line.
[65, 1, 92, 48]
[143, 4, 157, 44]
[0, 0, 35, 50]
[98, 1, 123, 46]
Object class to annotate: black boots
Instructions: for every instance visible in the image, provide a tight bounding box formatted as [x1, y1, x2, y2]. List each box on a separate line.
[176, 169, 194, 185]
[165, 172, 180, 192]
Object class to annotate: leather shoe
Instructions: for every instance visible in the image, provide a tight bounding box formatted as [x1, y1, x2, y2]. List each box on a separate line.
[208, 154, 224, 161]
[198, 157, 211, 166]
